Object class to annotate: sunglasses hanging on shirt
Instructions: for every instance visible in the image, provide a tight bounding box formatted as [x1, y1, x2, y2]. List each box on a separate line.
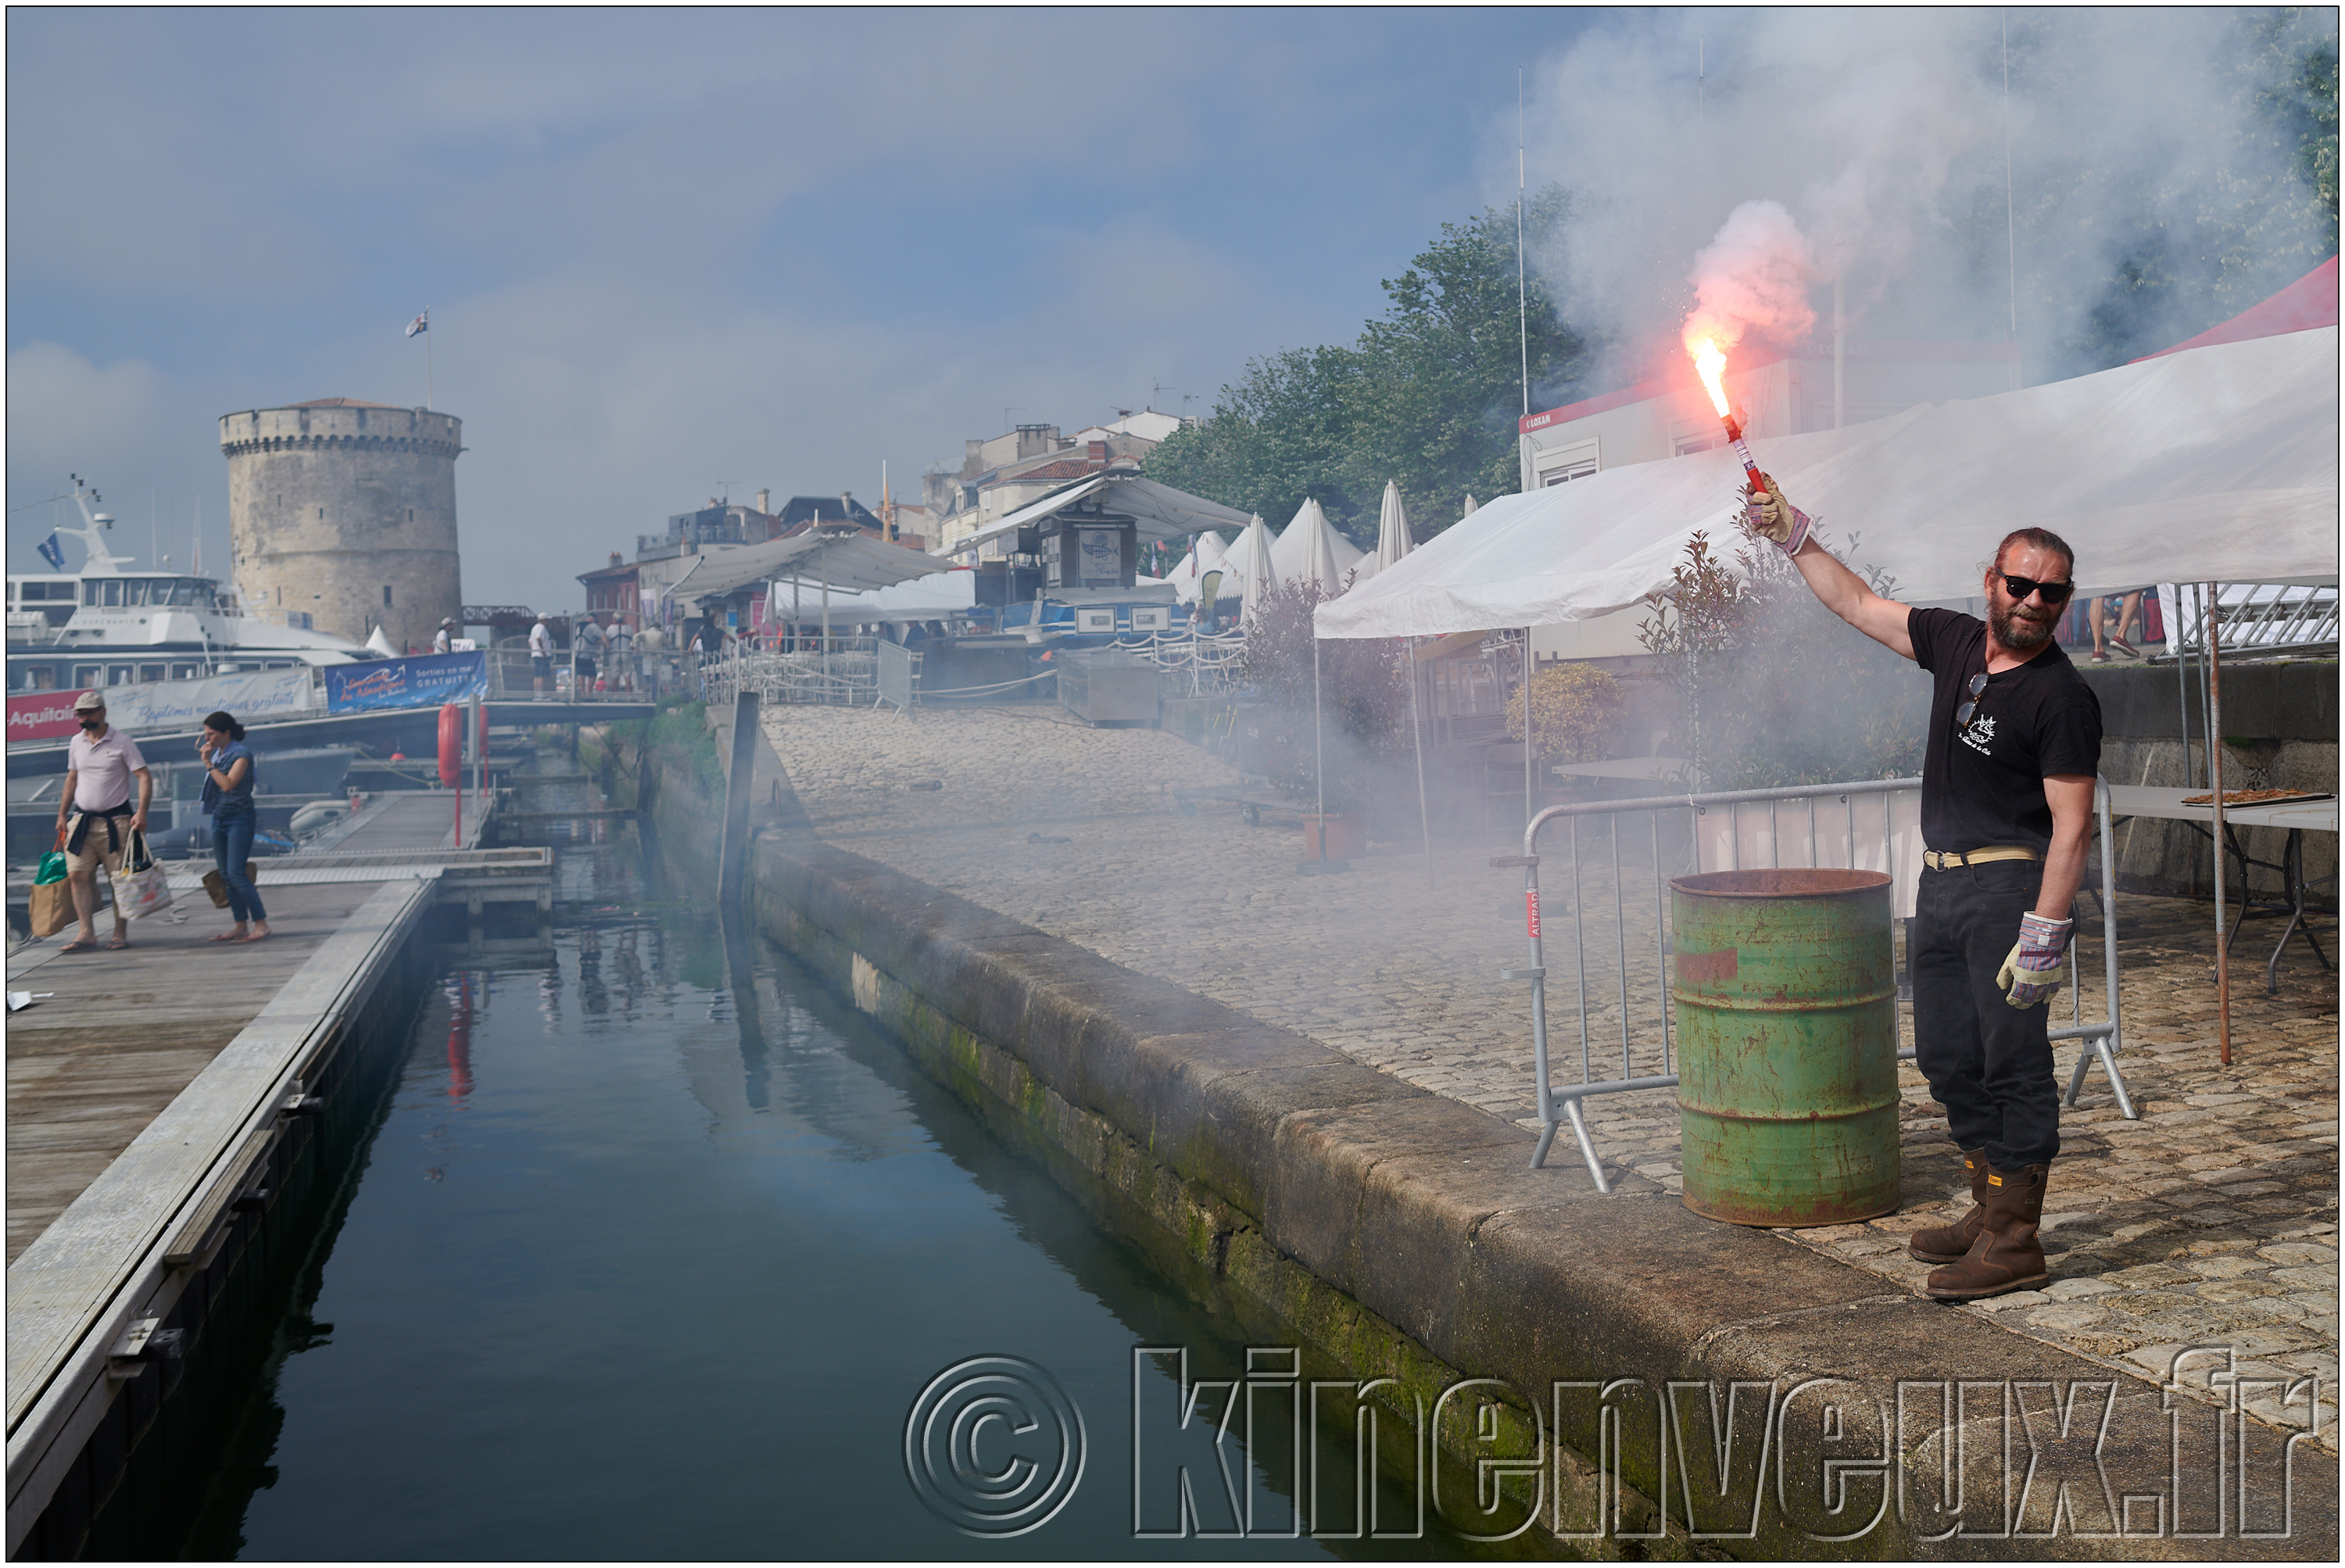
[1955, 671, 1990, 729]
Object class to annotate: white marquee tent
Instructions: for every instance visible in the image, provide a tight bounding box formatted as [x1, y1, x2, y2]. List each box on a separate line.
[1316, 328, 2340, 640]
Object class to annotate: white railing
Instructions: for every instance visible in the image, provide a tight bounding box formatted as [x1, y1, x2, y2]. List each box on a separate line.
[1104, 629, 1248, 696]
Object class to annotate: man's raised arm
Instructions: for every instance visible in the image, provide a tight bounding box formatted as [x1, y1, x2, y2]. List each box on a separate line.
[1751, 473, 1915, 660]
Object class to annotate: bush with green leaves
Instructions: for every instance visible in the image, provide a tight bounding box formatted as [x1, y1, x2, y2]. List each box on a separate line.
[1505, 663, 1625, 763]
[1233, 578, 1405, 811]
[1638, 521, 1927, 790]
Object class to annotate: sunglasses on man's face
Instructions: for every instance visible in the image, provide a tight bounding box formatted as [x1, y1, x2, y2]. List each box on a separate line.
[1955, 671, 1989, 729]
[1997, 571, 2075, 606]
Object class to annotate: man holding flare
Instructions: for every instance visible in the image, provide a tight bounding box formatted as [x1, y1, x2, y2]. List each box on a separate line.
[1745, 471, 2102, 1302]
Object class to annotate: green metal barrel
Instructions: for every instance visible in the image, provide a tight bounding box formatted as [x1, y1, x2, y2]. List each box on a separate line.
[1669, 868, 1900, 1227]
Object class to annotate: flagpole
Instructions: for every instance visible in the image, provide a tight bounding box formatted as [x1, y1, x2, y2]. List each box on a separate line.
[426, 307, 434, 410]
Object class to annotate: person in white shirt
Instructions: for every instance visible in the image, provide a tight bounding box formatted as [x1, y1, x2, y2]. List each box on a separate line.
[609, 618, 636, 691]
[53, 691, 152, 953]
[435, 618, 456, 654]
[529, 617, 553, 699]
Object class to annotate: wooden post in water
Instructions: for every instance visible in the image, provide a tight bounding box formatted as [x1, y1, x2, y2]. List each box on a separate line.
[718, 691, 761, 906]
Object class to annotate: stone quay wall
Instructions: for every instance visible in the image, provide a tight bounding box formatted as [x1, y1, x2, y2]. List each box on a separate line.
[220, 403, 462, 653]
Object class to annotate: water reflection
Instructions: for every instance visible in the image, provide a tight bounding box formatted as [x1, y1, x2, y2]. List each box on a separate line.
[153, 785, 1467, 1561]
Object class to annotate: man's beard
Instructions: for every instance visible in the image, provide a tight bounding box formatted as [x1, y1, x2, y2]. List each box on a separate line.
[1991, 600, 2058, 650]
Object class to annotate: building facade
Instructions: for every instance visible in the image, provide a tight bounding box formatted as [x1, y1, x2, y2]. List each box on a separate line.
[219, 398, 462, 652]
[927, 410, 1190, 560]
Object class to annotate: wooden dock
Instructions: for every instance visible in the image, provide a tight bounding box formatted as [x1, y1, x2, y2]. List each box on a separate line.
[2, 789, 544, 1553]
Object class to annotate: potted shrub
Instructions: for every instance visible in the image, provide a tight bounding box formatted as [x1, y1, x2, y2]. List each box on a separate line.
[1234, 578, 1403, 857]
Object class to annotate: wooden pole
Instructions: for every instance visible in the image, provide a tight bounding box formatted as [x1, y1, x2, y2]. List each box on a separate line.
[2205, 582, 2232, 1065]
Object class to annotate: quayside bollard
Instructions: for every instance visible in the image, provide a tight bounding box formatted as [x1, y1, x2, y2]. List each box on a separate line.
[718, 691, 761, 906]
[1669, 868, 1900, 1226]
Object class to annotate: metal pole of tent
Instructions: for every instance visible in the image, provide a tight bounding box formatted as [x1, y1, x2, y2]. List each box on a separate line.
[1312, 632, 1326, 861]
[1523, 629, 1534, 829]
[2206, 581, 2232, 1065]
[1409, 637, 1431, 886]
[2173, 585, 2195, 793]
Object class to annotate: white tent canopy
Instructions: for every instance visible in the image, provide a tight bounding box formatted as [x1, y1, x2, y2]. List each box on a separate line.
[1316, 328, 2340, 639]
[951, 472, 1255, 558]
[678, 528, 943, 605]
[784, 568, 976, 623]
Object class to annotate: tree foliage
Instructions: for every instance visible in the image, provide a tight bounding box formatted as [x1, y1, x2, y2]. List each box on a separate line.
[2010, 6, 2340, 375]
[1147, 188, 1588, 546]
[1639, 521, 1928, 791]
[1233, 576, 1405, 811]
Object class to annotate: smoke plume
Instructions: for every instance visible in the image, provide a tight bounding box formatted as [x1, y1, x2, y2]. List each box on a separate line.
[1681, 199, 1817, 356]
[1521, 9, 2338, 388]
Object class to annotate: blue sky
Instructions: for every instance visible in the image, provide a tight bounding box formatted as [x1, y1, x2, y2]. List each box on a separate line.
[7, 7, 1601, 607]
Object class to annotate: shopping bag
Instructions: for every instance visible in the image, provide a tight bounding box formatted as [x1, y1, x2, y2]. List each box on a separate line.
[201, 869, 231, 908]
[30, 879, 73, 940]
[110, 830, 175, 921]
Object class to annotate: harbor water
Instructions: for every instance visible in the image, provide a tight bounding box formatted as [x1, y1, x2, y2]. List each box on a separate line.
[148, 771, 1466, 1559]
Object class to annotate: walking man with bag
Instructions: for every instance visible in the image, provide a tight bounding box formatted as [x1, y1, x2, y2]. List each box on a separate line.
[53, 691, 153, 954]
[1749, 476, 2101, 1302]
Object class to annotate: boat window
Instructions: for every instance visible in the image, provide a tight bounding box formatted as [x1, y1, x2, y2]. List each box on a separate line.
[124, 580, 151, 607]
[170, 663, 200, 680]
[106, 664, 132, 685]
[170, 580, 209, 607]
[100, 581, 124, 607]
[265, 660, 295, 670]
[84, 583, 99, 606]
[73, 665, 101, 688]
[139, 664, 167, 683]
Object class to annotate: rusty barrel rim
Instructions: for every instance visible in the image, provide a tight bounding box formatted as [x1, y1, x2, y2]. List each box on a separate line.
[1670, 868, 1892, 900]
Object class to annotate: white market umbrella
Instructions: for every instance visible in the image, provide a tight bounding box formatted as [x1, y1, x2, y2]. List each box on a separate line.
[1275, 497, 1358, 597]
[1285, 494, 1360, 600]
[1375, 481, 1415, 571]
[1237, 514, 1277, 625]
[364, 625, 399, 657]
[1460, 494, 1478, 519]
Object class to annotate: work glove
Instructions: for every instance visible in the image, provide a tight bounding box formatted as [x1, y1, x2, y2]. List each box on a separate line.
[1743, 471, 1813, 558]
[1996, 912, 2074, 1009]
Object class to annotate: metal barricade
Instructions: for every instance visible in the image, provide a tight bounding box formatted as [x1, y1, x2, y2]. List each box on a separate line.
[876, 642, 918, 712]
[1500, 776, 2136, 1190]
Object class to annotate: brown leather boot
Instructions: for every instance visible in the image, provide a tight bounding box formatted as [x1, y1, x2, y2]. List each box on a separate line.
[1907, 1147, 1989, 1262]
[1926, 1162, 2051, 1300]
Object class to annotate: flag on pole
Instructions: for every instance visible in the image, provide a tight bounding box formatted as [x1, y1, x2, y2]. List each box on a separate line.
[36, 532, 65, 570]
[405, 310, 429, 338]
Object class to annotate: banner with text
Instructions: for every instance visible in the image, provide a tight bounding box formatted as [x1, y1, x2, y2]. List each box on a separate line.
[324, 650, 488, 714]
[7, 667, 319, 745]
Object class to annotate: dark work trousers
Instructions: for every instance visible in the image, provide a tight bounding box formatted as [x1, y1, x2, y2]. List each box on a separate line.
[1911, 860, 2062, 1169]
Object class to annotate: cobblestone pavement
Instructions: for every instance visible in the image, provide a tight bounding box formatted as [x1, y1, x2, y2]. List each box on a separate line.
[765, 704, 2340, 1444]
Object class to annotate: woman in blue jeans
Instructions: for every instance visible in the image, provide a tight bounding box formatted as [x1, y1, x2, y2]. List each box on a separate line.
[199, 710, 270, 943]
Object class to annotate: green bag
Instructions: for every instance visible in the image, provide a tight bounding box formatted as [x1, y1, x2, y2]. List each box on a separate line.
[33, 851, 67, 886]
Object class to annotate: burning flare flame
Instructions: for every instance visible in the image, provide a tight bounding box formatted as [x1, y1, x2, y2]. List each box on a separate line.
[1688, 337, 1731, 420]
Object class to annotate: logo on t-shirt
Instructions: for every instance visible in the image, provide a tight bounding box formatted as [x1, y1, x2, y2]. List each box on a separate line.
[1960, 714, 1997, 755]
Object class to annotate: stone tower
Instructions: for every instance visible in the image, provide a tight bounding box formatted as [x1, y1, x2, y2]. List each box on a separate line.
[219, 398, 463, 652]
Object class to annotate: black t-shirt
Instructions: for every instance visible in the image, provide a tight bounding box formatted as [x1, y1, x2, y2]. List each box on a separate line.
[1909, 607, 2102, 853]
